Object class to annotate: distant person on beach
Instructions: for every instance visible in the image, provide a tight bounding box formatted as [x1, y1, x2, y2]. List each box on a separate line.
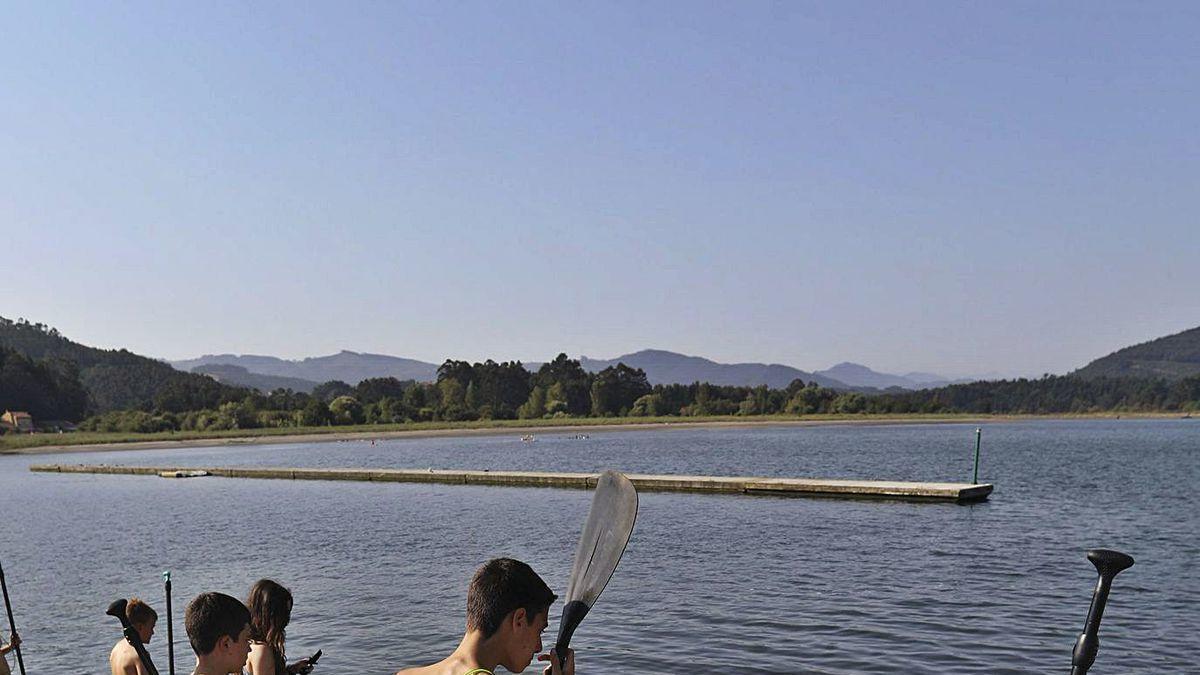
[395, 558, 575, 675]
[0, 630, 20, 675]
[245, 579, 314, 675]
[109, 598, 156, 675]
[185, 592, 253, 675]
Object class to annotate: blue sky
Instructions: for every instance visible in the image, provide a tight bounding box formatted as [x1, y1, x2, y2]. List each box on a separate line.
[2, 1, 1197, 377]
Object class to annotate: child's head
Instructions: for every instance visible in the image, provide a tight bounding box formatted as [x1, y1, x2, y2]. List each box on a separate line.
[185, 592, 252, 672]
[466, 558, 558, 673]
[126, 597, 157, 643]
[246, 579, 294, 660]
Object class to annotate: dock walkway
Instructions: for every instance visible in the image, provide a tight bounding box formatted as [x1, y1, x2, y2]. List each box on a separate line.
[30, 464, 993, 503]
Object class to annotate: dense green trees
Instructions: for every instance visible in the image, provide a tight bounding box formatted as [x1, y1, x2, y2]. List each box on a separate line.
[329, 395, 365, 425]
[533, 354, 592, 415]
[0, 347, 89, 421]
[311, 380, 354, 402]
[4, 316, 1200, 436]
[863, 374, 1200, 414]
[590, 364, 651, 416]
[435, 359, 532, 419]
[64, 368, 1196, 435]
[518, 386, 547, 419]
[353, 377, 410, 404]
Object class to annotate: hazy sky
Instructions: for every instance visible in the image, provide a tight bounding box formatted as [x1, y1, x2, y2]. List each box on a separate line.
[3, 2, 1198, 378]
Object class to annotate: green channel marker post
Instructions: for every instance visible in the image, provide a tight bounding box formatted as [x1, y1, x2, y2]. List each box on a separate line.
[972, 427, 982, 484]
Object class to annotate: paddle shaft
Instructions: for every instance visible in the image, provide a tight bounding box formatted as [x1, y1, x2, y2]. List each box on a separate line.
[0, 562, 25, 675]
[125, 624, 160, 675]
[1071, 574, 1116, 675]
[1070, 550, 1134, 675]
[164, 572, 174, 675]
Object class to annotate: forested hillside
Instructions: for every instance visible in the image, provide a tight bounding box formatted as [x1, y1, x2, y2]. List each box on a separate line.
[0, 346, 89, 420]
[1073, 326, 1200, 380]
[867, 374, 1200, 414]
[0, 317, 249, 416]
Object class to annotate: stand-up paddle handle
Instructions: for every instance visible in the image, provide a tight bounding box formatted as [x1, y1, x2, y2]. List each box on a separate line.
[0, 561, 26, 675]
[553, 600, 590, 668]
[1070, 549, 1134, 675]
[107, 599, 129, 622]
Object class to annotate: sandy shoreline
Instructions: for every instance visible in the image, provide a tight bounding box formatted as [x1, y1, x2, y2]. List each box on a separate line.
[4, 413, 1179, 456]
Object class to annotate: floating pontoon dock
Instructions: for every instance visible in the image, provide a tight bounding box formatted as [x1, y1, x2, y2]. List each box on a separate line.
[29, 464, 992, 503]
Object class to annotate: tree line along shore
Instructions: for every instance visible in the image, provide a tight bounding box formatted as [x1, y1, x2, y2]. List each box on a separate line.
[2, 352, 1197, 453]
[2, 318, 1198, 452]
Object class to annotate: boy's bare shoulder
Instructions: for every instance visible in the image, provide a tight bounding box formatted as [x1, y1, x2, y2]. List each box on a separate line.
[395, 665, 441, 675]
[397, 654, 476, 675]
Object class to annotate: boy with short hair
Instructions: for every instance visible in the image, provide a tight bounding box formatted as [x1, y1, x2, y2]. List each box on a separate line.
[396, 558, 575, 675]
[110, 597, 157, 675]
[184, 592, 253, 675]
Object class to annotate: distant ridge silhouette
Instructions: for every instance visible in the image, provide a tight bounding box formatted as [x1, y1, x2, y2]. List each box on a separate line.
[172, 348, 976, 390]
[172, 350, 439, 386]
[1072, 325, 1200, 380]
[174, 345, 969, 389]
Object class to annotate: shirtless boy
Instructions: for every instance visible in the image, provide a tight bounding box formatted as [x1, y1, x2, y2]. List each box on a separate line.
[184, 592, 253, 675]
[109, 598, 157, 675]
[396, 558, 575, 675]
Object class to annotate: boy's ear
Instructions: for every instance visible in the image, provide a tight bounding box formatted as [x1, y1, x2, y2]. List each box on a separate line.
[512, 606, 528, 628]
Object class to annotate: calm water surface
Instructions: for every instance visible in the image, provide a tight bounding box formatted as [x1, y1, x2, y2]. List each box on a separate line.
[0, 419, 1196, 673]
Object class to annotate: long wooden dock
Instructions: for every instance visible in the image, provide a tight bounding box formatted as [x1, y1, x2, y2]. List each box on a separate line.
[29, 464, 993, 503]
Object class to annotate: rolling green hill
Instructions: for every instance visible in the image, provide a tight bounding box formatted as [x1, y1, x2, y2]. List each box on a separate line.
[0, 317, 249, 415]
[1072, 326, 1200, 380]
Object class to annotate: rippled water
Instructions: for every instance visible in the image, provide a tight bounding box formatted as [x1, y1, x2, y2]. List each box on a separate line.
[0, 419, 1196, 673]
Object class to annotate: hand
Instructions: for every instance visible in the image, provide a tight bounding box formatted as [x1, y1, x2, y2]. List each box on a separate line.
[8, 633, 17, 649]
[287, 658, 313, 675]
[537, 647, 574, 675]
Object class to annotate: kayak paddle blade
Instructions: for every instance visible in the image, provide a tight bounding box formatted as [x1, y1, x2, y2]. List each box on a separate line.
[553, 470, 638, 661]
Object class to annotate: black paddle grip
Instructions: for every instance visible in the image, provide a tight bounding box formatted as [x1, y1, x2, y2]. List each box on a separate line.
[554, 600, 590, 670]
[1070, 549, 1134, 675]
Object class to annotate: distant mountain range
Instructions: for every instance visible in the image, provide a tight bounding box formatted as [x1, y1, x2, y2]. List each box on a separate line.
[171, 348, 971, 392]
[1072, 325, 1200, 380]
[572, 349, 846, 389]
[812, 362, 973, 390]
[167, 325, 1200, 391]
[8, 313, 1197, 417]
[172, 351, 439, 388]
